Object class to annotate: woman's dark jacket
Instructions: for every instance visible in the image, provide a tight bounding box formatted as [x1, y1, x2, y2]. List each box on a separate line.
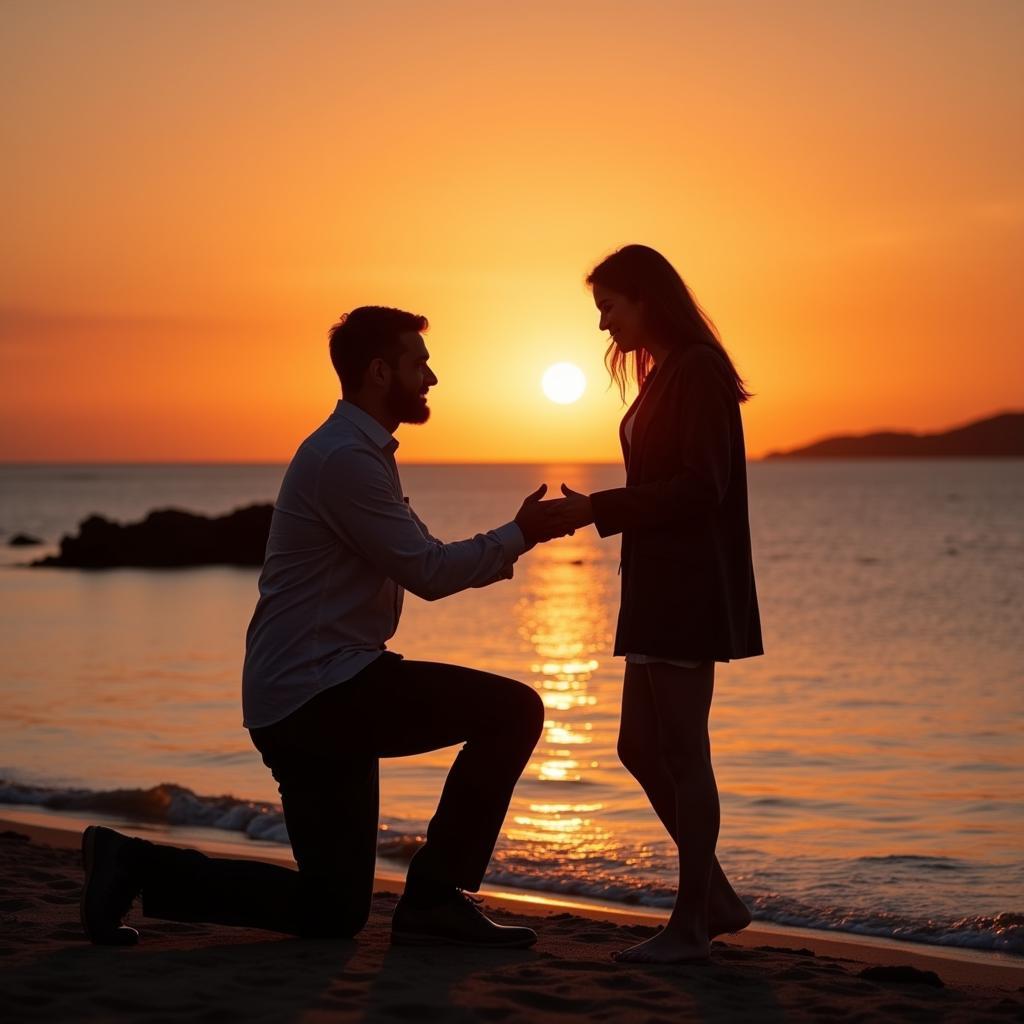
[589, 344, 763, 661]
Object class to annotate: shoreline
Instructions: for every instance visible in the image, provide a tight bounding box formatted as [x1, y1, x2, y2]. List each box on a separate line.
[2, 811, 1021, 994]
[3, 822, 1023, 1022]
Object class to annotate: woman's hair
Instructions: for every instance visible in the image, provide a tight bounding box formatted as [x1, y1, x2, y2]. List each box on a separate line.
[586, 244, 752, 403]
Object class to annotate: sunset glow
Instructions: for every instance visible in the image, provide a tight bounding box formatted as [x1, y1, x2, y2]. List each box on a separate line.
[2, 2, 1021, 461]
[541, 363, 586, 405]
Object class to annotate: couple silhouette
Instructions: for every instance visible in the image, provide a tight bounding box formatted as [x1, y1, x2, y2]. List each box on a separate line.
[81, 245, 762, 964]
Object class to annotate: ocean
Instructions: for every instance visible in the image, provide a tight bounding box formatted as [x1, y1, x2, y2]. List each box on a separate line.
[0, 461, 1021, 956]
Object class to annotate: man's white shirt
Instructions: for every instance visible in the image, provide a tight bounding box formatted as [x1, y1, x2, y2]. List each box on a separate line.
[242, 400, 525, 729]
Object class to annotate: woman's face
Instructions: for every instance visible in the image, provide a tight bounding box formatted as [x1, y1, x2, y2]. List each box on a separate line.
[593, 284, 647, 354]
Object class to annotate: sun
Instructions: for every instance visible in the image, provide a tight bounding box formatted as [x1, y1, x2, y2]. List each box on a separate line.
[541, 362, 586, 404]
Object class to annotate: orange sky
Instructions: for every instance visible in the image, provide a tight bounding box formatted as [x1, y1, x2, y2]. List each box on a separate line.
[2, 1, 1022, 462]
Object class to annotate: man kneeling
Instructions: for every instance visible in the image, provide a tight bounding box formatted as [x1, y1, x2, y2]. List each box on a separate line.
[81, 306, 572, 948]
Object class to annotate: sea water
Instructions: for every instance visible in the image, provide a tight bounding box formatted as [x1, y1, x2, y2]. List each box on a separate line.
[0, 461, 1021, 954]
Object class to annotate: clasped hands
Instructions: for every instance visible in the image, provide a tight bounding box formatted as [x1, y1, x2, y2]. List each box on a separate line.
[514, 483, 595, 547]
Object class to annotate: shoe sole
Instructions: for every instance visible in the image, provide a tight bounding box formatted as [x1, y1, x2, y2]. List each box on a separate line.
[80, 826, 99, 942]
[80, 826, 139, 946]
[391, 928, 537, 949]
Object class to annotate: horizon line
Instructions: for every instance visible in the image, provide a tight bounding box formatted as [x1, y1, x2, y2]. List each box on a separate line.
[0, 459, 629, 467]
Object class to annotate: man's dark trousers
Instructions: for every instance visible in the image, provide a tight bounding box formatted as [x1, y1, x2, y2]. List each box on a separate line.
[139, 653, 545, 936]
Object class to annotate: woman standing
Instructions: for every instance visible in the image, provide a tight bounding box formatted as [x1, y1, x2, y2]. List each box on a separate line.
[558, 244, 763, 963]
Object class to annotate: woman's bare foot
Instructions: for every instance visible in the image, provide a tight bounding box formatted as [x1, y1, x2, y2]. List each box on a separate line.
[708, 895, 752, 939]
[612, 926, 711, 964]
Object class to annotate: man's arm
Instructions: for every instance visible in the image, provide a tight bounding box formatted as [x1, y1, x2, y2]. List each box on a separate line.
[316, 446, 526, 601]
[406, 496, 515, 587]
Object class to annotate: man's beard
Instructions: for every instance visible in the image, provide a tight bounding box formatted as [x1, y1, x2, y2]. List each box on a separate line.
[385, 377, 430, 424]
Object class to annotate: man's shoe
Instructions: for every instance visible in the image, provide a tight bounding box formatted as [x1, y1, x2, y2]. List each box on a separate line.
[80, 826, 145, 945]
[392, 890, 537, 949]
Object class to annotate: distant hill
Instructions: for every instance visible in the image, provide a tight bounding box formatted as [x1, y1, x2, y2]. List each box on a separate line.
[763, 411, 1024, 459]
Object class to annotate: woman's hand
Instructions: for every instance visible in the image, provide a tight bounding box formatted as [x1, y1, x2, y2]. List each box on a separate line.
[515, 483, 576, 546]
[558, 483, 595, 529]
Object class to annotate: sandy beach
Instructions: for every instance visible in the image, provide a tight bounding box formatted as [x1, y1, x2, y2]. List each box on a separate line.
[1, 820, 1021, 1023]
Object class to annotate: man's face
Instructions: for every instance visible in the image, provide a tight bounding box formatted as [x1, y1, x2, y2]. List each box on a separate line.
[385, 332, 438, 424]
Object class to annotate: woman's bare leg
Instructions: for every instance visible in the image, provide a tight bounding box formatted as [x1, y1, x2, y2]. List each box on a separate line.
[618, 665, 750, 939]
[613, 661, 730, 962]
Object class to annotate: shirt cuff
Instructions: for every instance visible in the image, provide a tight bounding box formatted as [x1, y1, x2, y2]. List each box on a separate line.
[493, 521, 528, 559]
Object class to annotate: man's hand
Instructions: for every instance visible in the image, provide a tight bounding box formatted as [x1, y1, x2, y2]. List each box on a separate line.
[557, 483, 595, 529]
[515, 484, 577, 546]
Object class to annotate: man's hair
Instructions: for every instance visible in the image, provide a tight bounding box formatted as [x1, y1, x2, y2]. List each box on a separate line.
[328, 306, 429, 392]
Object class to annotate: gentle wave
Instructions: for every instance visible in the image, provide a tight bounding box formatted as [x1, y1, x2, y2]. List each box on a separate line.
[857, 854, 964, 870]
[2, 779, 1021, 955]
[746, 895, 1024, 954]
[0, 780, 291, 844]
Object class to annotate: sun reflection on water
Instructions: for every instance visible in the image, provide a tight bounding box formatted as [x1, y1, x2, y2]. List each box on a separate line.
[506, 522, 620, 861]
[505, 800, 618, 861]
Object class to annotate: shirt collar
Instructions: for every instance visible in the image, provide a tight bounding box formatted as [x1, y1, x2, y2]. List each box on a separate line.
[333, 400, 399, 453]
